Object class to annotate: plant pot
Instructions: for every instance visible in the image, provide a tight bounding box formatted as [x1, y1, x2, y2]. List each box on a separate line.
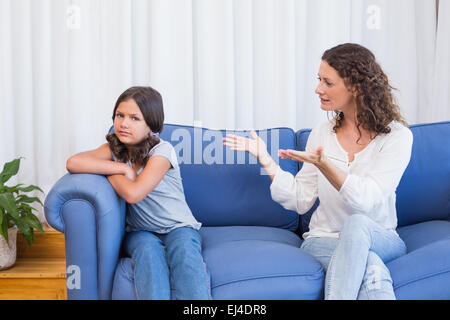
[0, 227, 18, 271]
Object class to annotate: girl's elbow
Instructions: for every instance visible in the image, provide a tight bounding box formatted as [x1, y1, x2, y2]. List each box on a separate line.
[125, 194, 138, 204]
[124, 187, 146, 204]
[66, 157, 76, 173]
[126, 193, 145, 204]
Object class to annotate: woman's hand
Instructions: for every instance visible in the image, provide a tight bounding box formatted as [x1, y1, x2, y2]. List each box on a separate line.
[222, 131, 269, 161]
[278, 146, 325, 166]
[280, 146, 348, 191]
[223, 131, 278, 179]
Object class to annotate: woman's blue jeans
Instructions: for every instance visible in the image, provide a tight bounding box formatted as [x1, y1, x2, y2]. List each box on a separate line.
[124, 227, 212, 300]
[300, 214, 407, 300]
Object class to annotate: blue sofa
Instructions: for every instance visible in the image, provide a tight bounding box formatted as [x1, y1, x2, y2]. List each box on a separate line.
[44, 121, 450, 300]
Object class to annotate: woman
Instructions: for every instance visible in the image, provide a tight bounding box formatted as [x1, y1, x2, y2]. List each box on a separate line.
[223, 43, 413, 300]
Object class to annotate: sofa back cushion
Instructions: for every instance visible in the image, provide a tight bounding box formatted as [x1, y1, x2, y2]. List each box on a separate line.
[295, 121, 450, 231]
[396, 121, 450, 227]
[160, 124, 299, 231]
[295, 129, 319, 236]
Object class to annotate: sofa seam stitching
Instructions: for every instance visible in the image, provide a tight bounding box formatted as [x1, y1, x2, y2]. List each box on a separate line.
[211, 269, 323, 289]
[393, 268, 450, 290]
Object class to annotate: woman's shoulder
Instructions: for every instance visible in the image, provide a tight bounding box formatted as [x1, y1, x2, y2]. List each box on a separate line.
[376, 121, 413, 151]
[385, 121, 413, 141]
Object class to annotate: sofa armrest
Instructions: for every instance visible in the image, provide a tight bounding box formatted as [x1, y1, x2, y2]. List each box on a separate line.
[44, 173, 126, 300]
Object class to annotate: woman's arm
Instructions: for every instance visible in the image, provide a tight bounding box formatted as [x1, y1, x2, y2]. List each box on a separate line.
[316, 158, 347, 191]
[66, 143, 129, 176]
[223, 130, 319, 214]
[337, 128, 413, 214]
[279, 147, 347, 191]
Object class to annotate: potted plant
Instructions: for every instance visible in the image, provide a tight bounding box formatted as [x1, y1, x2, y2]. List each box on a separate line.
[0, 157, 45, 270]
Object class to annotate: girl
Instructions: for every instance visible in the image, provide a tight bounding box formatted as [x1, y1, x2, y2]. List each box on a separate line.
[223, 43, 412, 300]
[66, 86, 211, 300]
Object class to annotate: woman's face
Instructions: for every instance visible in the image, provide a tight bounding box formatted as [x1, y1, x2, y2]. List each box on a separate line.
[315, 60, 356, 113]
[113, 99, 151, 146]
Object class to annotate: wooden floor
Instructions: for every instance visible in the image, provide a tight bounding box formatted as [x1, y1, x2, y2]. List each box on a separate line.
[0, 226, 67, 300]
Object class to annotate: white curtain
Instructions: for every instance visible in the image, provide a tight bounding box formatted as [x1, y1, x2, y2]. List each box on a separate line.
[430, 0, 450, 122]
[0, 0, 447, 223]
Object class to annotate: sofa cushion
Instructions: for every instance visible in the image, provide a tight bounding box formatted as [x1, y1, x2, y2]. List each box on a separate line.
[294, 129, 318, 237]
[200, 226, 323, 299]
[111, 226, 323, 300]
[397, 220, 450, 252]
[395, 121, 450, 227]
[294, 129, 312, 168]
[160, 124, 299, 231]
[387, 220, 450, 299]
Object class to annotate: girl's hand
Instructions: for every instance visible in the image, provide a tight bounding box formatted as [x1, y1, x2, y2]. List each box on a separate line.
[123, 164, 137, 181]
[278, 146, 325, 166]
[223, 131, 269, 160]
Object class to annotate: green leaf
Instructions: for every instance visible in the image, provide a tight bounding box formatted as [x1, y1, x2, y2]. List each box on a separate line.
[0, 158, 22, 185]
[0, 193, 19, 219]
[15, 219, 33, 246]
[16, 195, 43, 207]
[17, 185, 44, 194]
[19, 203, 38, 213]
[22, 212, 44, 234]
[7, 183, 24, 193]
[1, 216, 9, 244]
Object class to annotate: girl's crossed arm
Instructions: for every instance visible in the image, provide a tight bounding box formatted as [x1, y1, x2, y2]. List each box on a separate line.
[107, 156, 171, 204]
[66, 143, 130, 177]
[67, 143, 173, 204]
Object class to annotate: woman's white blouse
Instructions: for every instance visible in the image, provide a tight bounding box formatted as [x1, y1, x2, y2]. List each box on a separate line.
[270, 119, 413, 239]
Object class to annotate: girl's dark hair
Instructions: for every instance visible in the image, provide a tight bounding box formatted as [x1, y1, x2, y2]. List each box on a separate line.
[106, 86, 165, 166]
[322, 43, 408, 143]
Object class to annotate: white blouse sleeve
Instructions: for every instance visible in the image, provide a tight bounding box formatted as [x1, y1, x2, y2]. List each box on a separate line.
[338, 126, 413, 215]
[270, 128, 319, 215]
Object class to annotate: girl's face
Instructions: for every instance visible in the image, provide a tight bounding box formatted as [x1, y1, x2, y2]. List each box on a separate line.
[113, 99, 151, 146]
[315, 60, 356, 114]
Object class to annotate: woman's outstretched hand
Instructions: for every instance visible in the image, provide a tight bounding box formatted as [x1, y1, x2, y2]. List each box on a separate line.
[223, 131, 278, 178]
[222, 131, 269, 161]
[280, 146, 347, 191]
[223, 131, 326, 168]
[278, 146, 325, 166]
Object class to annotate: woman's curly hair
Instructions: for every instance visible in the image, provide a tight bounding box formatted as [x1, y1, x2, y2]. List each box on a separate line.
[322, 43, 408, 142]
[107, 86, 164, 167]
